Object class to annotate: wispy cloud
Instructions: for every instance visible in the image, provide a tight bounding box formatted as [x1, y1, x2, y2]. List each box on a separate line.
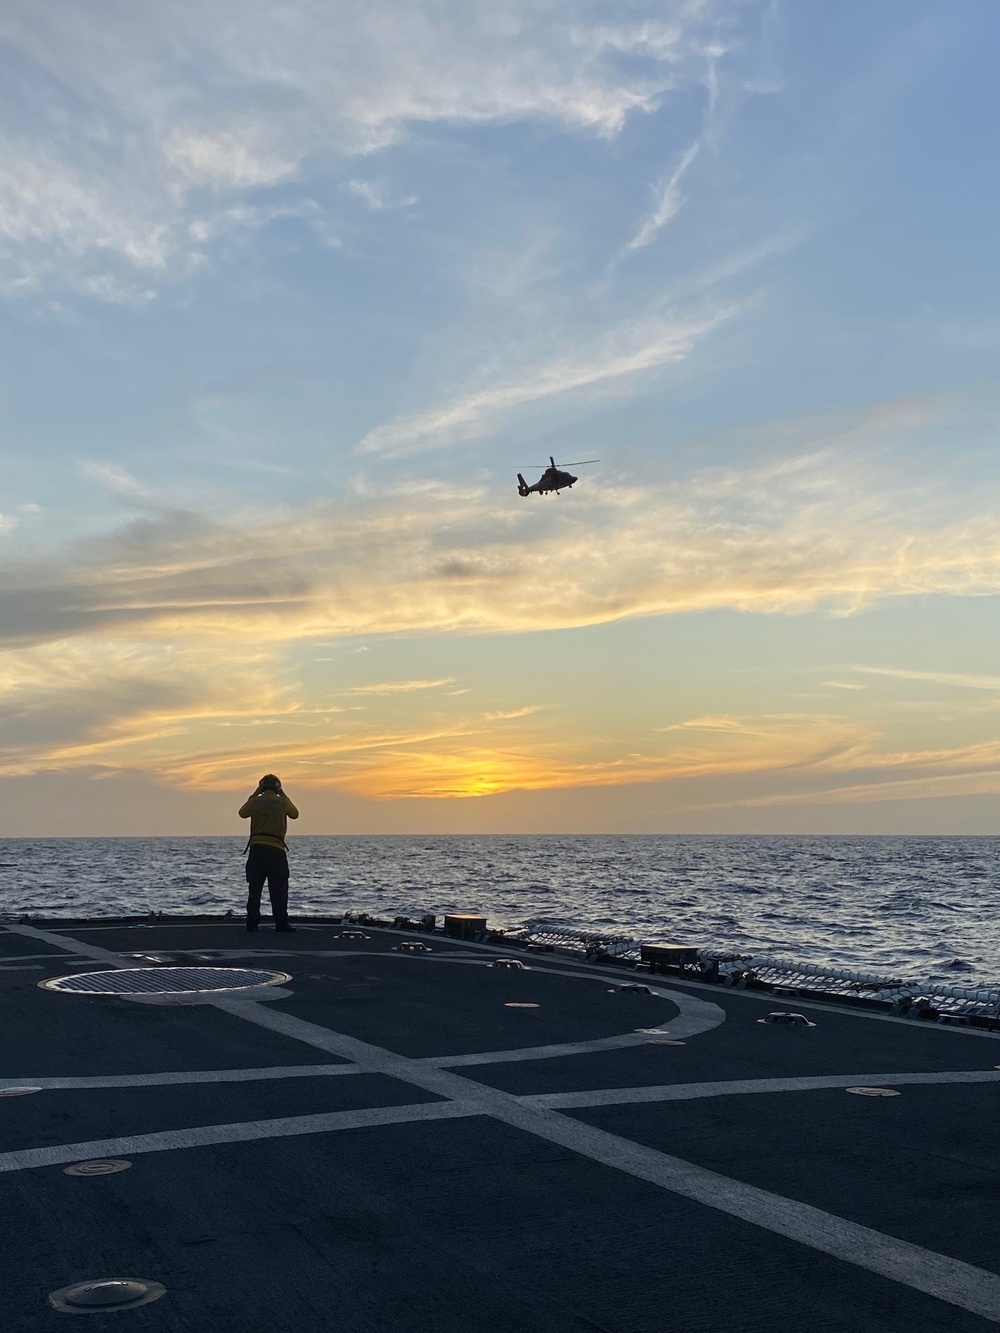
[347, 180, 417, 211]
[358, 306, 737, 455]
[78, 460, 148, 498]
[0, 1, 724, 296]
[348, 678, 456, 695]
[621, 139, 700, 255]
[730, 764, 1000, 810]
[852, 666, 1000, 692]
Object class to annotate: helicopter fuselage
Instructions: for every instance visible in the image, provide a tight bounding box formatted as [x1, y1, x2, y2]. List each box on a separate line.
[517, 466, 577, 497]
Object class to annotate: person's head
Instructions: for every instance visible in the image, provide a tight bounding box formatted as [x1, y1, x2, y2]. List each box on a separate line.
[258, 773, 281, 792]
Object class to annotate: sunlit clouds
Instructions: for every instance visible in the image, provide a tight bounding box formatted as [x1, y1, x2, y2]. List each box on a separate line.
[2, 2, 1000, 829]
[4, 407, 1000, 809]
[5, 407, 1000, 650]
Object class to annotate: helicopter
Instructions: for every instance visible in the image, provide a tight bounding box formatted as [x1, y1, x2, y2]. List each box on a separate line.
[516, 456, 599, 497]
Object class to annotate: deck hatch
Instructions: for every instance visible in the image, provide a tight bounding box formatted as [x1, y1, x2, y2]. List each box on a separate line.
[39, 966, 290, 995]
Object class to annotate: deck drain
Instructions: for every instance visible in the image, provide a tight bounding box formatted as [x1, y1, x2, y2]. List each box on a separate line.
[0, 1086, 42, 1096]
[40, 966, 291, 996]
[64, 1159, 132, 1177]
[504, 1002, 539, 1008]
[845, 1086, 900, 1097]
[48, 1278, 165, 1313]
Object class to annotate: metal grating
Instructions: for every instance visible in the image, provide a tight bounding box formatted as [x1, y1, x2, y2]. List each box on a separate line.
[40, 966, 290, 996]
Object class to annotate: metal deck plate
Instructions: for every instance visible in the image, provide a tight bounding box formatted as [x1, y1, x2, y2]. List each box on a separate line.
[39, 966, 291, 996]
[48, 1278, 166, 1313]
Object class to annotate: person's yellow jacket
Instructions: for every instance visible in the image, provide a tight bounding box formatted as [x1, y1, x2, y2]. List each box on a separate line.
[238, 790, 299, 850]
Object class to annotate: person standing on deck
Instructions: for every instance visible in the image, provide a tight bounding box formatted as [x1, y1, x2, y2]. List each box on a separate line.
[239, 774, 299, 933]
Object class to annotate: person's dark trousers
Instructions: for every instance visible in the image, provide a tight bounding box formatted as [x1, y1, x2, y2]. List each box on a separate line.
[245, 844, 290, 929]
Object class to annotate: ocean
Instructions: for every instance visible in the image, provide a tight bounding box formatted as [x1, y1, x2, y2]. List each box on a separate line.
[3, 834, 1000, 987]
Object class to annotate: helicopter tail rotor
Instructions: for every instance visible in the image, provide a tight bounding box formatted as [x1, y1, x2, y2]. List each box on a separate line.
[516, 473, 530, 497]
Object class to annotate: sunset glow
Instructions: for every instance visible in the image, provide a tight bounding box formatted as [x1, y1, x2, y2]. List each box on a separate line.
[2, 2, 999, 833]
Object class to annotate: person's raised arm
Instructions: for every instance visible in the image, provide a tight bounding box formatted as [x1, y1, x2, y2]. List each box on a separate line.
[238, 790, 260, 818]
[282, 793, 299, 819]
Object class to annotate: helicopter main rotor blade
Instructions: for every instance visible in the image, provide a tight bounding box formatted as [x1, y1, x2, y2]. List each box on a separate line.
[516, 459, 600, 468]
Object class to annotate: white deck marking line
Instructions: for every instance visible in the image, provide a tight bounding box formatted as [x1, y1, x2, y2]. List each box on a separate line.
[214, 997, 1000, 1324]
[9, 925, 131, 966]
[190, 947, 726, 1051]
[0, 1100, 469, 1173]
[14, 923, 1000, 1322]
[524, 1068, 1000, 1108]
[0, 1063, 360, 1091]
[6, 1064, 1000, 1099]
[0, 952, 95, 962]
[431, 1035, 655, 1066]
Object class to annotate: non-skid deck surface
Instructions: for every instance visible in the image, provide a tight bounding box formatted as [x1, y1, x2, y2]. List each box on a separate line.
[3, 920, 1000, 1332]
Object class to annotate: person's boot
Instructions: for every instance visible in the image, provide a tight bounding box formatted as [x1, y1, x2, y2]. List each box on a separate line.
[275, 922, 296, 933]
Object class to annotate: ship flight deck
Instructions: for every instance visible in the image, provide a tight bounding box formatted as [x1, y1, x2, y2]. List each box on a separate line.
[3, 917, 1000, 1332]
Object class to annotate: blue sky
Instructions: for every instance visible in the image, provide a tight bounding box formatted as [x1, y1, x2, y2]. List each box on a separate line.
[2, 0, 1000, 833]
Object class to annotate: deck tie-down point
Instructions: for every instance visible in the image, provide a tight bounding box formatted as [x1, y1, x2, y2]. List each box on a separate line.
[339, 930, 370, 940]
[393, 941, 432, 953]
[758, 1011, 816, 1027]
[48, 1279, 166, 1314]
[610, 983, 652, 993]
[492, 958, 524, 970]
[64, 1159, 132, 1177]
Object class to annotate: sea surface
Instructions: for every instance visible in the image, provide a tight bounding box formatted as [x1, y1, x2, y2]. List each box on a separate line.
[3, 835, 1000, 987]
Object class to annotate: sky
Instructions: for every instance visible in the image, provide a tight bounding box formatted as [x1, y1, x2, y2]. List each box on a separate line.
[2, 0, 1000, 835]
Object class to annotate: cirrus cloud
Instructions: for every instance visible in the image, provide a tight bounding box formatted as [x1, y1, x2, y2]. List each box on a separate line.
[0, 0, 731, 295]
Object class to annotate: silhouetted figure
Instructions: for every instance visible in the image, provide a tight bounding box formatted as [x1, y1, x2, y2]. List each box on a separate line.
[239, 774, 299, 932]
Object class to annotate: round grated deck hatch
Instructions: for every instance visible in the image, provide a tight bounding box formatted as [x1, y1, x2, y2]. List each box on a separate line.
[40, 966, 290, 996]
